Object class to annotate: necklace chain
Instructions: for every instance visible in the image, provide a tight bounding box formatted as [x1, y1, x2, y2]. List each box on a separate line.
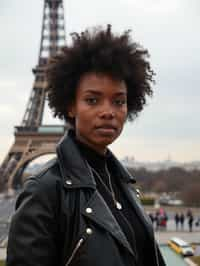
[105, 163, 117, 203]
[85, 160, 122, 210]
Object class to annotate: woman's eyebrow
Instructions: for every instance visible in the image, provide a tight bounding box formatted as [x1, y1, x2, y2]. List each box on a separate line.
[114, 91, 127, 96]
[84, 89, 127, 95]
[83, 89, 103, 95]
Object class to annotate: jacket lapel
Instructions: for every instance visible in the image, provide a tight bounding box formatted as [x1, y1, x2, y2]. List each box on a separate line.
[57, 131, 152, 258]
[108, 152, 155, 239]
[120, 182, 154, 238]
[81, 190, 135, 257]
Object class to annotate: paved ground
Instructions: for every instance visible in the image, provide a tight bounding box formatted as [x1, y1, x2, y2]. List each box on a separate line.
[153, 219, 200, 232]
[145, 205, 200, 245]
[0, 196, 16, 245]
[0, 196, 16, 220]
[0, 228, 199, 261]
[155, 230, 200, 245]
[0, 196, 199, 261]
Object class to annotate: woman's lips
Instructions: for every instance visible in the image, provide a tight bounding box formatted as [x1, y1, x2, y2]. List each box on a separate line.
[95, 126, 117, 135]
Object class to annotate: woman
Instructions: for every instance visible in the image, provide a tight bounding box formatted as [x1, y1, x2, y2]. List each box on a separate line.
[7, 25, 166, 266]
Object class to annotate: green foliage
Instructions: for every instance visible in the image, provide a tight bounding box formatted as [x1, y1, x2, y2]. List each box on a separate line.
[141, 197, 155, 205]
[191, 256, 200, 265]
[127, 166, 200, 206]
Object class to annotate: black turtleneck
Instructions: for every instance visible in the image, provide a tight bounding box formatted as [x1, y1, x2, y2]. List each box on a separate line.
[75, 137, 154, 266]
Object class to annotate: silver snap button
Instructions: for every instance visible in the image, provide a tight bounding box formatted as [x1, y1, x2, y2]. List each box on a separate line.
[66, 180, 72, 185]
[86, 228, 93, 235]
[136, 188, 141, 198]
[86, 207, 93, 214]
[136, 188, 140, 194]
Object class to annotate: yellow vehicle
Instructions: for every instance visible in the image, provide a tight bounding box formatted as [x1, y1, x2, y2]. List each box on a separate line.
[168, 237, 194, 257]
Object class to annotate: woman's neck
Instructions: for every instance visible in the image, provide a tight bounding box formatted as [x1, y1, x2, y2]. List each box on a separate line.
[75, 133, 107, 155]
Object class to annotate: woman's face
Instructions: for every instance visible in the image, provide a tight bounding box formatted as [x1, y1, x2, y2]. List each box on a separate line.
[68, 72, 127, 154]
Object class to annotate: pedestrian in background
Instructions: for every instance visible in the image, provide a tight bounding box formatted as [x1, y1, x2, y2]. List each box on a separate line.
[195, 217, 200, 227]
[188, 213, 194, 232]
[180, 213, 185, 231]
[174, 213, 180, 231]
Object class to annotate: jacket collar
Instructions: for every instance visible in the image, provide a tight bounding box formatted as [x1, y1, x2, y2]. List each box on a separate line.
[56, 130, 136, 189]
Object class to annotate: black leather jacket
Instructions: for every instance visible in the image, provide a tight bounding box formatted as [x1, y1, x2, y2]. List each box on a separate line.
[7, 131, 166, 266]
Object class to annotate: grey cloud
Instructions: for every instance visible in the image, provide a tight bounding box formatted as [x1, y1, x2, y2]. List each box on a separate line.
[1, 0, 200, 162]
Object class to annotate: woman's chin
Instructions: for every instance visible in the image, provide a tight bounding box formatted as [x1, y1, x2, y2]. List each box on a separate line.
[94, 135, 117, 147]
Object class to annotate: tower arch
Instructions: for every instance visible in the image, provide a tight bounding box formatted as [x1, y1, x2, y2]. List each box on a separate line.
[0, 0, 68, 192]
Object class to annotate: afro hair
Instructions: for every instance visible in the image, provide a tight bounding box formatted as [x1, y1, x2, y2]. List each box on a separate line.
[46, 25, 155, 125]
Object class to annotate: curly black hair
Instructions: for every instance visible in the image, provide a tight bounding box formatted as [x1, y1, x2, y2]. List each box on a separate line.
[46, 25, 155, 125]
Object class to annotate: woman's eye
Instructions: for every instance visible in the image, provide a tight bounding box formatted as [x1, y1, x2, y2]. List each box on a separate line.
[114, 99, 126, 106]
[85, 97, 98, 105]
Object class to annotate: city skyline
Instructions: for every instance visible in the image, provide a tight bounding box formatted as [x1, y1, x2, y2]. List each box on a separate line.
[0, 0, 200, 163]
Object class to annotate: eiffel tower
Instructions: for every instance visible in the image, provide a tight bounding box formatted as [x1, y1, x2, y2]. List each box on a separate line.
[0, 0, 68, 193]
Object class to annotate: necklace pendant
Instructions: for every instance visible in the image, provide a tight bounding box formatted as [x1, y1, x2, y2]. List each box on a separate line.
[116, 201, 122, 210]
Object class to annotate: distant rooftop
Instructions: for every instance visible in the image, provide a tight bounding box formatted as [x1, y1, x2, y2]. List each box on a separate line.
[122, 157, 200, 171]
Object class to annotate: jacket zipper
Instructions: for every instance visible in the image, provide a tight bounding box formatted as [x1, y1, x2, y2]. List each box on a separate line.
[65, 238, 84, 266]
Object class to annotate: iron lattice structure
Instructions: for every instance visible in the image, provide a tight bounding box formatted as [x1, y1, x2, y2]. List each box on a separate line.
[0, 0, 68, 193]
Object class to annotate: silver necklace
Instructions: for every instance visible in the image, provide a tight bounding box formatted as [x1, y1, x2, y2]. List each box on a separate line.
[86, 161, 122, 210]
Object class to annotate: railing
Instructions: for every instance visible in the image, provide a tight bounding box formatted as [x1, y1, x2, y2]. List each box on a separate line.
[38, 126, 65, 133]
[15, 125, 65, 134]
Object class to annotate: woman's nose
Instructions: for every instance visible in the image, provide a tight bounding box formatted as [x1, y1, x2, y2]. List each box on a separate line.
[99, 103, 115, 119]
[100, 111, 115, 119]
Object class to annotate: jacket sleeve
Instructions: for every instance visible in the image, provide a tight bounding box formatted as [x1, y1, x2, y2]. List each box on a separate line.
[6, 176, 59, 266]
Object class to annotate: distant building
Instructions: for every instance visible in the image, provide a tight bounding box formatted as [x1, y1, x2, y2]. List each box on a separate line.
[121, 157, 200, 171]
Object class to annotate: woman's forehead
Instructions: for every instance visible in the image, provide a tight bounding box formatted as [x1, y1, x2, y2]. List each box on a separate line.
[77, 72, 127, 93]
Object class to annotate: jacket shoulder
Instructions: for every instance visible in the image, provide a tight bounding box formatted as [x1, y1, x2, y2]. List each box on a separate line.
[17, 158, 63, 209]
[8, 159, 63, 266]
[25, 157, 62, 187]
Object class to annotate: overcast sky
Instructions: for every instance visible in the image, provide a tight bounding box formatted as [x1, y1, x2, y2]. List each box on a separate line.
[0, 0, 200, 163]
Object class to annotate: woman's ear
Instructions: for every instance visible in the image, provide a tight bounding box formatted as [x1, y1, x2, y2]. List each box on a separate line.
[67, 104, 75, 118]
[68, 111, 74, 118]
